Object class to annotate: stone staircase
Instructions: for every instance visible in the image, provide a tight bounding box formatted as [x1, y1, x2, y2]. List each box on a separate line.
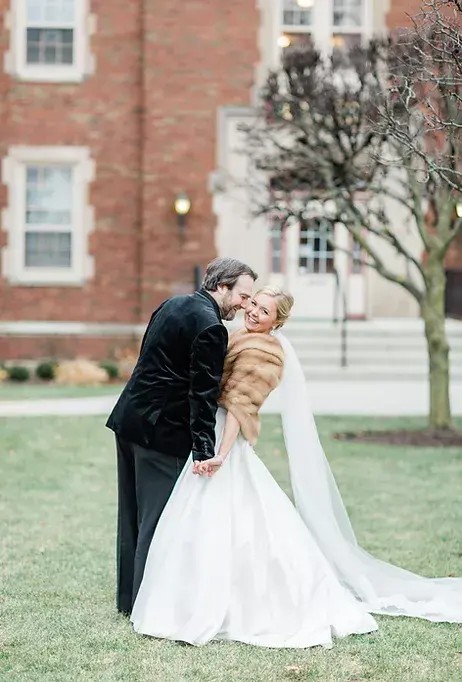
[281, 319, 462, 382]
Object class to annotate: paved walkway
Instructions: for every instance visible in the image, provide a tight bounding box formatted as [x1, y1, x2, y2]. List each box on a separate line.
[1, 380, 461, 417]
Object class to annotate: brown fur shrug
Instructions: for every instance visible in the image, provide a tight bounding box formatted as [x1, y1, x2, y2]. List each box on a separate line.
[218, 328, 284, 445]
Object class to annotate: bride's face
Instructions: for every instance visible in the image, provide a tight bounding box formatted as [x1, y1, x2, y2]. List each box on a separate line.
[244, 293, 278, 334]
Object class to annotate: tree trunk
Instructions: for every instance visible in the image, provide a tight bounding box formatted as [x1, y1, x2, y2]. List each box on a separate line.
[421, 255, 452, 430]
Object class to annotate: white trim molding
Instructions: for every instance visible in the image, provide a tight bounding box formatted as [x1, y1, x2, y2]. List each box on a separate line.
[0, 321, 145, 337]
[4, 0, 95, 83]
[1, 145, 95, 286]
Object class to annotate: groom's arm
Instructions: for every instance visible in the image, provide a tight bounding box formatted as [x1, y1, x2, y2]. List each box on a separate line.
[189, 324, 228, 462]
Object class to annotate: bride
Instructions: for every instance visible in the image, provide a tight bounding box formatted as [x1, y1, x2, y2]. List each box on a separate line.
[131, 287, 462, 648]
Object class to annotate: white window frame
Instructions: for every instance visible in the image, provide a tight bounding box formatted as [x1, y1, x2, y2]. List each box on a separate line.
[1, 146, 95, 286]
[272, 0, 374, 65]
[4, 0, 95, 82]
[298, 217, 335, 275]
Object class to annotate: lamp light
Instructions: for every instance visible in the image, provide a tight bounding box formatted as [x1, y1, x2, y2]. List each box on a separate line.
[278, 34, 291, 48]
[174, 192, 191, 238]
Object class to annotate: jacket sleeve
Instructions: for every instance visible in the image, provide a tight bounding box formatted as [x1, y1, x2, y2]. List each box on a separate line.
[189, 323, 228, 461]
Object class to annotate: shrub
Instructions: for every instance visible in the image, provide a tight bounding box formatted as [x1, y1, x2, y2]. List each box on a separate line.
[114, 346, 139, 381]
[0, 367, 7, 383]
[36, 361, 56, 381]
[99, 361, 119, 380]
[8, 366, 31, 382]
[55, 359, 109, 386]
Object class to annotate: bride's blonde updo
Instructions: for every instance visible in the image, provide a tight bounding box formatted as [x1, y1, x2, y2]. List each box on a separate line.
[255, 286, 294, 329]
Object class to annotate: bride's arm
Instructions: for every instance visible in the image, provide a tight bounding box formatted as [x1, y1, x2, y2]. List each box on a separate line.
[216, 410, 240, 463]
[194, 410, 240, 476]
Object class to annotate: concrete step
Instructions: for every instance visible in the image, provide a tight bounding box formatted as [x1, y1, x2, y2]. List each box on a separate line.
[288, 339, 462, 353]
[284, 328, 462, 342]
[227, 319, 462, 380]
[294, 345, 462, 364]
[303, 367, 462, 381]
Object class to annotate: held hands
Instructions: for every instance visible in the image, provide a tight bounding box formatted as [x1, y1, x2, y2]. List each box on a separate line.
[192, 455, 224, 477]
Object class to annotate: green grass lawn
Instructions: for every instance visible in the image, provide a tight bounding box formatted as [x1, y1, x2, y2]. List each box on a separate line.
[0, 383, 125, 401]
[1, 415, 461, 682]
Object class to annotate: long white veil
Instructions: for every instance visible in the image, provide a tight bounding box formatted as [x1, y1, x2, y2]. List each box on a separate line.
[276, 332, 462, 622]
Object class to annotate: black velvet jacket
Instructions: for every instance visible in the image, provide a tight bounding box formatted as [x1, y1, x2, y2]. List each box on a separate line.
[106, 290, 228, 461]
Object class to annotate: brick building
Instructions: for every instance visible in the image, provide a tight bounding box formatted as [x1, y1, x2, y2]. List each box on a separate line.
[0, 0, 460, 360]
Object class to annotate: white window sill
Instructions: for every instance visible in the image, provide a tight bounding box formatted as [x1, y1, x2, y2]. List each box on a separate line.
[2, 263, 93, 287]
[6, 278, 87, 288]
[7, 64, 88, 83]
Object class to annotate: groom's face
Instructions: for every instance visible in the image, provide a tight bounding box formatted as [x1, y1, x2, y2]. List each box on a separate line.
[219, 275, 254, 321]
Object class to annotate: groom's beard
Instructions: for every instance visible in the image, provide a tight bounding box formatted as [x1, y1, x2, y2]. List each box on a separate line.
[220, 293, 241, 321]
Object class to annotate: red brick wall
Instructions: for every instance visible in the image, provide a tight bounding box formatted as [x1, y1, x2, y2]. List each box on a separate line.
[0, 0, 142, 325]
[0, 333, 140, 362]
[387, 0, 424, 30]
[139, 0, 259, 318]
[0, 0, 259, 342]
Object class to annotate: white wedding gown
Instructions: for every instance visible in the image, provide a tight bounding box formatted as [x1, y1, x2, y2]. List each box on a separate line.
[131, 408, 378, 648]
[131, 333, 462, 647]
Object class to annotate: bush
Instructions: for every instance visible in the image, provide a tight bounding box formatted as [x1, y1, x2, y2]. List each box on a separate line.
[36, 361, 56, 381]
[0, 367, 7, 383]
[99, 361, 119, 380]
[8, 366, 31, 382]
[55, 359, 109, 386]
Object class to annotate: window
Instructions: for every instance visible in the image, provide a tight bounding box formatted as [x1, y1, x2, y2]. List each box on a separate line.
[279, 0, 314, 52]
[5, 0, 95, 82]
[351, 237, 362, 274]
[299, 218, 335, 274]
[332, 0, 364, 56]
[25, 166, 73, 268]
[1, 146, 95, 286]
[276, 0, 371, 59]
[333, 0, 363, 27]
[282, 0, 313, 28]
[26, 0, 75, 65]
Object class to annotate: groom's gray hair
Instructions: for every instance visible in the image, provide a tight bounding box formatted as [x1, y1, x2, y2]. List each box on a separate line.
[202, 258, 257, 291]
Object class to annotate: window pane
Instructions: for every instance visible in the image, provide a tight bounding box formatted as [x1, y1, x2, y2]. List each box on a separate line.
[26, 165, 73, 225]
[299, 219, 334, 274]
[27, 45, 40, 63]
[25, 231, 72, 268]
[44, 45, 56, 63]
[352, 239, 362, 273]
[270, 227, 283, 273]
[332, 33, 362, 65]
[281, 32, 313, 53]
[26, 28, 74, 65]
[282, 0, 313, 27]
[27, 2, 43, 23]
[27, 0, 75, 25]
[333, 0, 363, 28]
[62, 45, 73, 63]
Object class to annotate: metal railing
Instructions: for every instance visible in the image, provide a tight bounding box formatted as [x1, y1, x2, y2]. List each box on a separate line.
[333, 265, 348, 368]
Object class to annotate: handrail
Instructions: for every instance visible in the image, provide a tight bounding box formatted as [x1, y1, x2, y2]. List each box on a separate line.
[333, 265, 348, 368]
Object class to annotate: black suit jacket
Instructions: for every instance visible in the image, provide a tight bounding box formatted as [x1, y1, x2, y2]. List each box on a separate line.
[106, 289, 228, 461]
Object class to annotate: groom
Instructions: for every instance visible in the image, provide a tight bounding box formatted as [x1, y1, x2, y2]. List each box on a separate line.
[106, 257, 256, 615]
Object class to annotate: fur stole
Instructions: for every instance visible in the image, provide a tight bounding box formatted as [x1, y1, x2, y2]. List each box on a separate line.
[219, 328, 284, 445]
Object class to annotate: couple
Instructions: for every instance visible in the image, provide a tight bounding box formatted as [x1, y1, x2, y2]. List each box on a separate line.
[107, 257, 462, 649]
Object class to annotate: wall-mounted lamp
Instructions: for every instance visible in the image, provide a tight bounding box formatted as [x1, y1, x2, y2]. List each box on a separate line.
[297, 0, 314, 7]
[174, 192, 191, 239]
[456, 202, 462, 219]
[278, 34, 291, 48]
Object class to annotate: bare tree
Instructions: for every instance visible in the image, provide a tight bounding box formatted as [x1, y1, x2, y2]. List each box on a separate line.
[245, 0, 462, 429]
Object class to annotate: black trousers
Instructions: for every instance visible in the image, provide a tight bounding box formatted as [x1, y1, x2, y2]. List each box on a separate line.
[115, 435, 188, 614]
